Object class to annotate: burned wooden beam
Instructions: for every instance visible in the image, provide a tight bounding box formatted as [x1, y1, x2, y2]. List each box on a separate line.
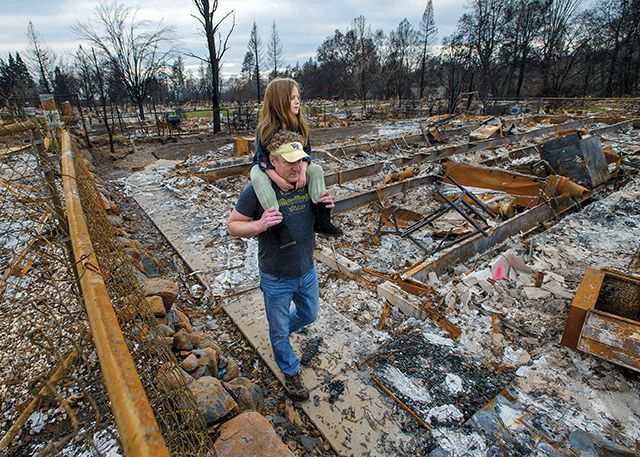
[313, 133, 423, 159]
[377, 281, 461, 338]
[377, 281, 428, 320]
[530, 114, 639, 128]
[324, 152, 431, 186]
[432, 120, 587, 161]
[480, 120, 633, 167]
[313, 247, 362, 276]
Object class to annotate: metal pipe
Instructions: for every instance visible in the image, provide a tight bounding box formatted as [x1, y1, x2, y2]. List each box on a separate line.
[0, 120, 38, 136]
[60, 130, 169, 457]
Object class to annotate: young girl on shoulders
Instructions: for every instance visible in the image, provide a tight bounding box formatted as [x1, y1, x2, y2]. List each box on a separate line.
[251, 77, 342, 248]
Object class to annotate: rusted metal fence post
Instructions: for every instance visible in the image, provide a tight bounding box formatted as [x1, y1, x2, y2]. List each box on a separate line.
[60, 130, 170, 457]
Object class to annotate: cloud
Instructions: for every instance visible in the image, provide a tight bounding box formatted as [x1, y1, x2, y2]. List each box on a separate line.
[0, 0, 467, 76]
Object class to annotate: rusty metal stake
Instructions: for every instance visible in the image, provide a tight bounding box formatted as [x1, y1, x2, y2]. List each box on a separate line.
[371, 374, 432, 434]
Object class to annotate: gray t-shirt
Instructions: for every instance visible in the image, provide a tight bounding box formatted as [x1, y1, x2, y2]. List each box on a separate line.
[235, 183, 315, 278]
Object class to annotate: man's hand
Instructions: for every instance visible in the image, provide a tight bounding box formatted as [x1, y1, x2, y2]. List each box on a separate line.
[258, 207, 283, 231]
[316, 190, 335, 209]
[227, 207, 282, 238]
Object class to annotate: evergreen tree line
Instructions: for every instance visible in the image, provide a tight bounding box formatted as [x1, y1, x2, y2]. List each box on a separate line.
[1, 0, 639, 120]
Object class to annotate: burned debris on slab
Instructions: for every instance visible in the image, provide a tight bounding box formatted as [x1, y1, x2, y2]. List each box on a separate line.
[110, 109, 640, 455]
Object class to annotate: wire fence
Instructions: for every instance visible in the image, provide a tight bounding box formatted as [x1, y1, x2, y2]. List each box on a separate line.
[0, 120, 213, 456]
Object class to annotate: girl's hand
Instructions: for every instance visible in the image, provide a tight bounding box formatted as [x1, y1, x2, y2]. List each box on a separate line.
[296, 160, 308, 189]
[295, 174, 307, 190]
[275, 174, 294, 192]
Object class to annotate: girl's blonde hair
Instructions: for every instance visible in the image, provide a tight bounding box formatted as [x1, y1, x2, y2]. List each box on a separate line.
[256, 78, 309, 148]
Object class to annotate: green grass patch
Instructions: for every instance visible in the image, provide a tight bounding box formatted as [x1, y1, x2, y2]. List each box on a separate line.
[184, 110, 213, 118]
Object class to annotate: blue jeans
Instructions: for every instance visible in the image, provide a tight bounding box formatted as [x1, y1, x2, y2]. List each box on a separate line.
[259, 265, 319, 377]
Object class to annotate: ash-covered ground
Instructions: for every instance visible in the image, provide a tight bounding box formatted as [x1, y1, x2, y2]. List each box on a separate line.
[113, 115, 640, 455]
[2, 113, 634, 456]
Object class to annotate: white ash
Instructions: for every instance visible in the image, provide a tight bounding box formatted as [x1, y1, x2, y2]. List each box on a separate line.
[379, 365, 432, 404]
[444, 373, 463, 394]
[60, 428, 122, 457]
[430, 429, 487, 456]
[427, 404, 464, 424]
[28, 411, 47, 434]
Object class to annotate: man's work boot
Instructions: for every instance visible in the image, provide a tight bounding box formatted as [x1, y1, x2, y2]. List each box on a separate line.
[313, 202, 343, 236]
[284, 373, 309, 401]
[272, 222, 296, 249]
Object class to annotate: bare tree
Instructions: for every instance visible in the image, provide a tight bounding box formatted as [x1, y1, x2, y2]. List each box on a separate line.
[387, 18, 418, 100]
[458, 0, 506, 97]
[247, 21, 263, 101]
[74, 0, 176, 120]
[76, 46, 116, 153]
[501, 0, 545, 97]
[349, 16, 381, 109]
[190, 0, 235, 133]
[317, 30, 353, 101]
[440, 33, 473, 113]
[539, 0, 581, 95]
[267, 21, 284, 79]
[26, 22, 56, 94]
[418, 0, 438, 98]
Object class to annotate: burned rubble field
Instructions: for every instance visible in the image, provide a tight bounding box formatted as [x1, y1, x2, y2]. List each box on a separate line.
[118, 114, 640, 455]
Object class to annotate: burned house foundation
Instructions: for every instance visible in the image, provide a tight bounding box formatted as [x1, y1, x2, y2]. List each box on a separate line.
[123, 113, 640, 455]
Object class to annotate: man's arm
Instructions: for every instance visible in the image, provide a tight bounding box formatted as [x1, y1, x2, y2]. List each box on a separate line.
[227, 207, 283, 238]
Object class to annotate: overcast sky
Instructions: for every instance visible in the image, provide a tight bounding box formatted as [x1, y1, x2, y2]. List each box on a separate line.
[0, 0, 467, 77]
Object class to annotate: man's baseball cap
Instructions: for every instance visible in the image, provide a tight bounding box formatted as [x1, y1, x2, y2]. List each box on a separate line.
[270, 141, 309, 163]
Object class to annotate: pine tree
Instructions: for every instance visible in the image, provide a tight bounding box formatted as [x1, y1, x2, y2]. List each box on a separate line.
[0, 52, 37, 116]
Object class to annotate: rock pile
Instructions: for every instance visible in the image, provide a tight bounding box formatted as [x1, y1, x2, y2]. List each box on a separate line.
[140, 278, 299, 454]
